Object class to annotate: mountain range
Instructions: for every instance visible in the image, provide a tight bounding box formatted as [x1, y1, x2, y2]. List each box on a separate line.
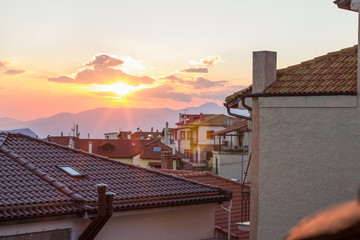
[0, 102, 248, 138]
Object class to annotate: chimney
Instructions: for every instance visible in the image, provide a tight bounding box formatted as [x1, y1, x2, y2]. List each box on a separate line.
[252, 51, 277, 93]
[161, 151, 173, 169]
[165, 122, 169, 146]
[68, 137, 74, 148]
[151, 127, 153, 132]
[200, 113, 205, 121]
[88, 133, 90, 139]
[89, 141, 92, 153]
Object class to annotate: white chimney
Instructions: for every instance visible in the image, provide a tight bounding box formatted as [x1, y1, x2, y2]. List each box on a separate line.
[88, 141, 92, 153]
[252, 51, 277, 94]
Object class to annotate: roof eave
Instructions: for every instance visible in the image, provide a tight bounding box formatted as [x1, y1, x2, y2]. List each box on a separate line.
[334, 0, 358, 12]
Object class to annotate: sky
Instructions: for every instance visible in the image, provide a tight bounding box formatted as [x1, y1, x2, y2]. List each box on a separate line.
[0, 0, 358, 121]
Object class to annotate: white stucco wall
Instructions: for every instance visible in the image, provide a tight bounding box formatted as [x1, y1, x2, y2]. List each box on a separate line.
[0, 203, 217, 240]
[256, 95, 360, 239]
[97, 203, 216, 240]
[0, 217, 90, 239]
[212, 152, 250, 181]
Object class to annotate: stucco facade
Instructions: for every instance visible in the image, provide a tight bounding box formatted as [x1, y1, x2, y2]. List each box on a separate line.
[254, 95, 360, 239]
[0, 204, 217, 240]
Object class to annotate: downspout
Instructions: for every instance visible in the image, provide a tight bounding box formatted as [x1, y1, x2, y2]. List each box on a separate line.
[220, 199, 233, 240]
[224, 99, 252, 121]
[79, 184, 115, 240]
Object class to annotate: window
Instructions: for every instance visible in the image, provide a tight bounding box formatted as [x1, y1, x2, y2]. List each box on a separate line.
[153, 147, 162, 152]
[206, 130, 214, 139]
[187, 131, 191, 140]
[184, 149, 191, 159]
[180, 131, 185, 139]
[58, 166, 83, 177]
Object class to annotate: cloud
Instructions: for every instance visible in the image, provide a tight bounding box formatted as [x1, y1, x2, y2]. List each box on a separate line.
[180, 67, 208, 73]
[48, 54, 154, 86]
[127, 85, 195, 102]
[86, 54, 124, 70]
[91, 91, 120, 97]
[4, 69, 26, 75]
[200, 56, 221, 66]
[198, 85, 248, 101]
[163, 75, 226, 89]
[0, 61, 9, 67]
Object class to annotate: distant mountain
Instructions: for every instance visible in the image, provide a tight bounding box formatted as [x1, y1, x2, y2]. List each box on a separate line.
[0, 128, 37, 138]
[0, 102, 249, 138]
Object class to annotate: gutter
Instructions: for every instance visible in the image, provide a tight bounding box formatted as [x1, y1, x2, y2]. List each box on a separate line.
[79, 184, 115, 240]
[224, 101, 252, 121]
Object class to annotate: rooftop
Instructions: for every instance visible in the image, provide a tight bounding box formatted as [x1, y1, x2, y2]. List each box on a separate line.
[225, 45, 357, 105]
[160, 170, 250, 240]
[0, 133, 231, 222]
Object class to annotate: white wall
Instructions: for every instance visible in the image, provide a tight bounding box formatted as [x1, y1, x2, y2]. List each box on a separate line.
[0, 217, 89, 240]
[255, 95, 360, 239]
[212, 152, 250, 181]
[97, 203, 216, 240]
[0, 204, 217, 240]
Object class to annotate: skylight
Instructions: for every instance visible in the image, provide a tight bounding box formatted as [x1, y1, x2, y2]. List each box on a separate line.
[153, 147, 162, 152]
[58, 166, 84, 177]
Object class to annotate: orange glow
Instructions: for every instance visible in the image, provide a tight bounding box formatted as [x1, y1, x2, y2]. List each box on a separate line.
[84, 82, 151, 98]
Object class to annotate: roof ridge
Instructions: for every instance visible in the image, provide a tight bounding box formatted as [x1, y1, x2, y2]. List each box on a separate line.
[277, 45, 357, 74]
[0, 143, 87, 203]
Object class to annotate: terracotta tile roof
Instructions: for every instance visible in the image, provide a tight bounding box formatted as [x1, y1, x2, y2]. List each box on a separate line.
[159, 170, 250, 240]
[225, 46, 357, 104]
[0, 133, 231, 222]
[140, 140, 184, 160]
[48, 136, 149, 158]
[266, 45, 357, 95]
[118, 130, 161, 140]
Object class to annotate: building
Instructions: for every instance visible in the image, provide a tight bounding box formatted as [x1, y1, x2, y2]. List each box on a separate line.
[211, 119, 251, 181]
[0, 133, 232, 240]
[160, 169, 251, 240]
[174, 113, 240, 168]
[224, 3, 360, 239]
[117, 128, 161, 140]
[48, 136, 183, 170]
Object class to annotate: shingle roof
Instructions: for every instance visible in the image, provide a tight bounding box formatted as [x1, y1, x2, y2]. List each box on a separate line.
[48, 137, 149, 158]
[266, 45, 357, 95]
[159, 170, 250, 240]
[0, 133, 231, 222]
[140, 141, 184, 160]
[225, 46, 357, 105]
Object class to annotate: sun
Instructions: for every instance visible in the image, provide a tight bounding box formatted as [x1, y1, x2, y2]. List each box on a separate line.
[85, 82, 151, 99]
[100, 82, 136, 96]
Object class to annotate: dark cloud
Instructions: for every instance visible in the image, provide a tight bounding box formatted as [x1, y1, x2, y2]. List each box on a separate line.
[190, 77, 226, 89]
[48, 54, 154, 86]
[48, 75, 74, 83]
[4, 69, 26, 75]
[127, 85, 195, 102]
[86, 54, 124, 70]
[163, 75, 226, 89]
[200, 56, 221, 66]
[180, 67, 208, 73]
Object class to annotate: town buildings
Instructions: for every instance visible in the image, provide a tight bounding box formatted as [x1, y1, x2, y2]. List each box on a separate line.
[174, 113, 241, 169]
[225, 5, 360, 238]
[0, 133, 231, 240]
[48, 136, 183, 170]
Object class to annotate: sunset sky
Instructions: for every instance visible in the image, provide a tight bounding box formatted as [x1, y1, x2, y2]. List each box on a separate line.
[0, 0, 357, 121]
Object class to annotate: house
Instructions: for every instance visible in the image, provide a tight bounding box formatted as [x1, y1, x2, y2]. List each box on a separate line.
[224, 3, 360, 239]
[160, 169, 250, 240]
[48, 136, 183, 170]
[174, 113, 240, 168]
[211, 119, 251, 182]
[0, 133, 232, 240]
[118, 128, 161, 140]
